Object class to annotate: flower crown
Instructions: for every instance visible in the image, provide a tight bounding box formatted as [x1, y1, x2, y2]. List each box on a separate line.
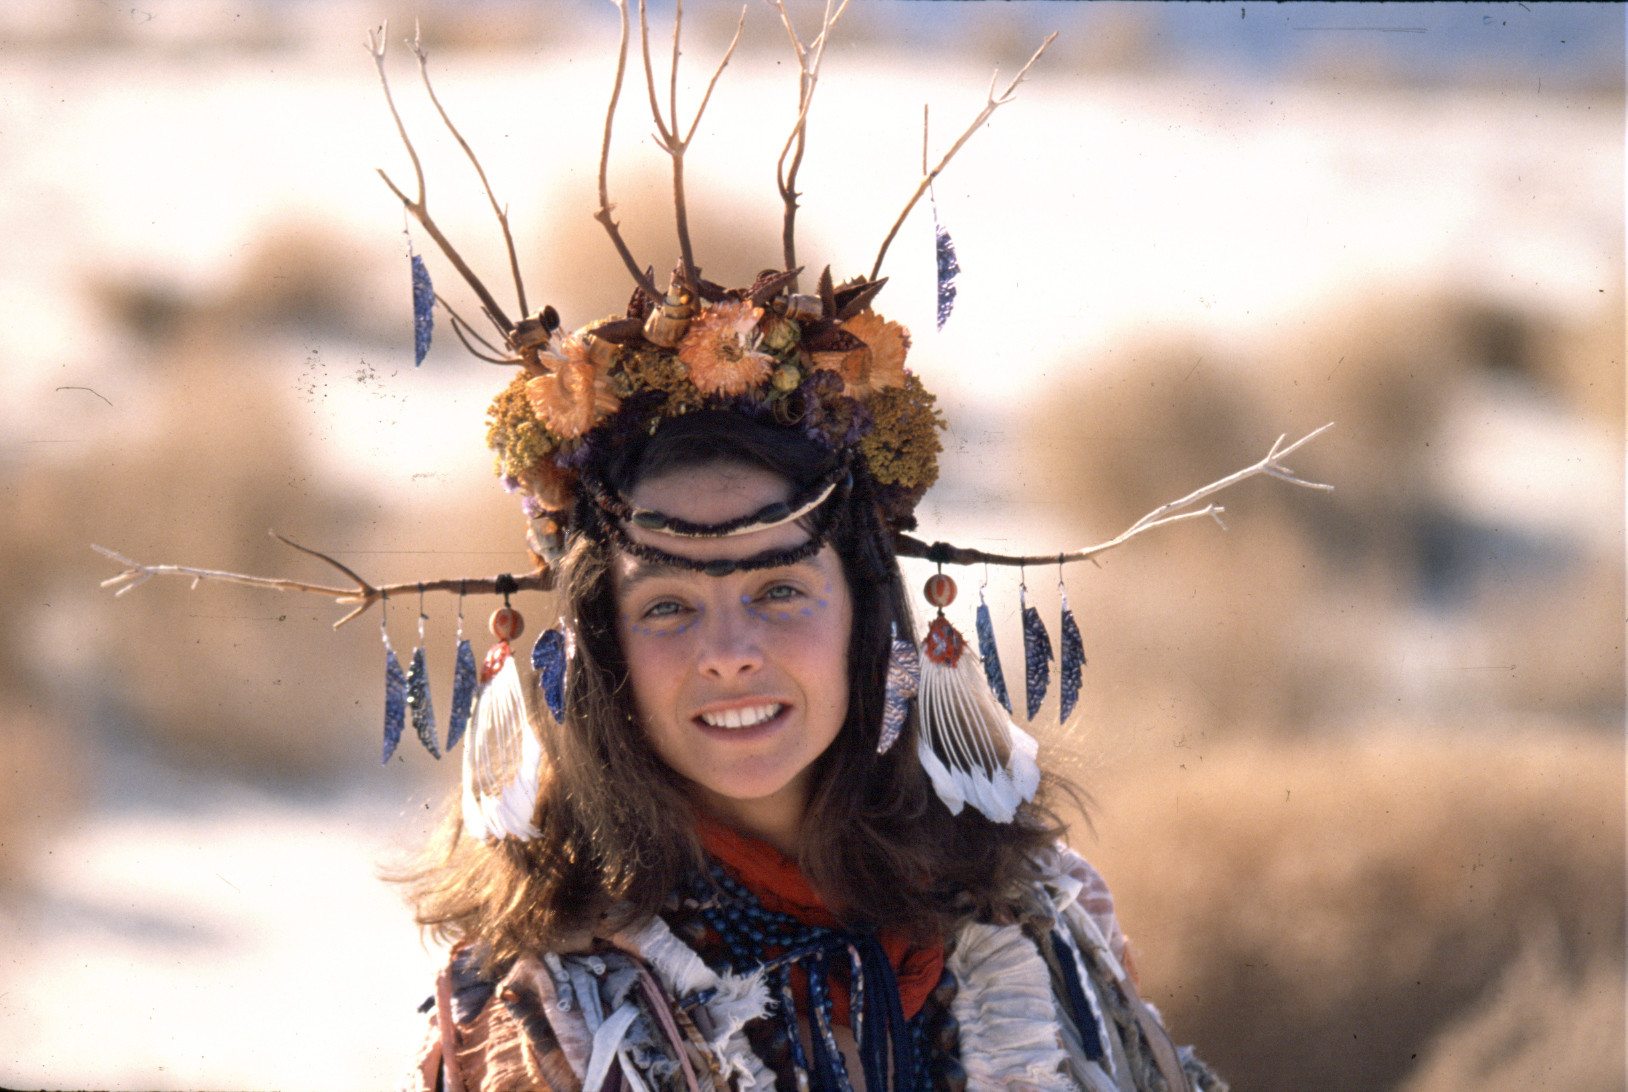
[484, 268, 942, 563]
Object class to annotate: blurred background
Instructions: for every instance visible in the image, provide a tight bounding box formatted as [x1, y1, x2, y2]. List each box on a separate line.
[0, 1, 1621, 1089]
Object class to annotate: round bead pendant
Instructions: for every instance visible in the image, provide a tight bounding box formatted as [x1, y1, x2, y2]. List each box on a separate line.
[489, 606, 524, 642]
[924, 573, 957, 608]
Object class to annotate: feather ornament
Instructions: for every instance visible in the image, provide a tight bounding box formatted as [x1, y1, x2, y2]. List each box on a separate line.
[932, 205, 960, 331]
[411, 253, 434, 366]
[445, 637, 477, 751]
[878, 623, 920, 755]
[461, 644, 543, 841]
[975, 588, 1012, 714]
[406, 645, 440, 757]
[382, 635, 407, 764]
[915, 615, 1041, 824]
[1021, 587, 1053, 721]
[1058, 589, 1086, 723]
[531, 626, 567, 722]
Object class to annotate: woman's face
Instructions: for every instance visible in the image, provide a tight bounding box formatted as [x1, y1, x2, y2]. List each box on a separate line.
[611, 462, 853, 848]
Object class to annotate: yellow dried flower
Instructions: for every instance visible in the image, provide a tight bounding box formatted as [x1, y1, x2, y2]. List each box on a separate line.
[858, 372, 943, 491]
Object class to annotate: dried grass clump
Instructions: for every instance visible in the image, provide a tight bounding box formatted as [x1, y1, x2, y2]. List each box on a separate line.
[1078, 726, 1625, 1092]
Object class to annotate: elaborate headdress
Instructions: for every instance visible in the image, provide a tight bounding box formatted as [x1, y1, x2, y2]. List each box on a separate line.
[97, 5, 1330, 838]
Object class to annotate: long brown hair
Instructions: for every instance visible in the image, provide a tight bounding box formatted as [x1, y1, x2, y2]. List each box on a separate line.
[399, 412, 1075, 965]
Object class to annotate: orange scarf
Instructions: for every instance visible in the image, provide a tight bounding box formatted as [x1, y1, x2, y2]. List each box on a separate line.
[696, 816, 944, 1024]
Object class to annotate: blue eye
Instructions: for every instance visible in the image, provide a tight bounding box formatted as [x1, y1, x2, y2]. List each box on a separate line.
[643, 599, 688, 620]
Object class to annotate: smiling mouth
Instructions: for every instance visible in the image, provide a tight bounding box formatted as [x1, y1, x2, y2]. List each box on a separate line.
[698, 703, 785, 729]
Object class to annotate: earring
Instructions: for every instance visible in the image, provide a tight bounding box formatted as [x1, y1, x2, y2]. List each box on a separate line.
[531, 625, 568, 722]
[878, 622, 920, 755]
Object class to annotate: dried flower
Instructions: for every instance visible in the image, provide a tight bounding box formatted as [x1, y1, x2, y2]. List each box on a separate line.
[814, 310, 911, 397]
[678, 301, 773, 395]
[525, 331, 619, 439]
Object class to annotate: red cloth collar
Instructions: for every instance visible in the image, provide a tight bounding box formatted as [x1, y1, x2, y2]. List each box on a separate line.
[696, 816, 944, 1022]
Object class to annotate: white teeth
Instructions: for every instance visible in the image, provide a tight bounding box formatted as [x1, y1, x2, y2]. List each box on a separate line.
[700, 704, 782, 729]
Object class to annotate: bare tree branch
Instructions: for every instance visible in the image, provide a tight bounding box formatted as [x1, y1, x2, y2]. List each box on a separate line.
[369, 24, 517, 339]
[895, 423, 1335, 568]
[95, 532, 555, 630]
[635, 0, 745, 281]
[408, 29, 529, 320]
[869, 31, 1056, 283]
[595, 0, 663, 301]
[771, 0, 851, 288]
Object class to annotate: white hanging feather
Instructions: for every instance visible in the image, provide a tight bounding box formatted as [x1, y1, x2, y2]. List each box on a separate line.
[915, 616, 1041, 824]
[461, 645, 544, 841]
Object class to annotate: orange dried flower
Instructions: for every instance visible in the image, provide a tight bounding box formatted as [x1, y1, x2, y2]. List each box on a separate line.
[814, 310, 911, 397]
[678, 300, 773, 396]
[525, 332, 618, 439]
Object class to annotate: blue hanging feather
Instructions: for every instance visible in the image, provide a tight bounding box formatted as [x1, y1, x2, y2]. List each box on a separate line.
[382, 642, 407, 764]
[933, 206, 960, 331]
[878, 623, 920, 754]
[411, 253, 434, 366]
[446, 637, 477, 751]
[975, 589, 1012, 714]
[1021, 587, 1053, 721]
[531, 627, 567, 722]
[406, 645, 440, 757]
[1059, 589, 1086, 723]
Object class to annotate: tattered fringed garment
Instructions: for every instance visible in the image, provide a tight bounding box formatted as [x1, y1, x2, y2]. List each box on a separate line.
[403, 846, 1228, 1092]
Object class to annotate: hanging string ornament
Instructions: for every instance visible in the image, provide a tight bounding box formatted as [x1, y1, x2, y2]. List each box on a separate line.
[914, 572, 1040, 823]
[381, 603, 408, 764]
[1021, 577, 1053, 721]
[445, 592, 478, 752]
[878, 622, 920, 755]
[975, 576, 1012, 714]
[410, 248, 433, 366]
[530, 625, 567, 722]
[405, 590, 440, 757]
[461, 597, 542, 841]
[1058, 580, 1086, 724]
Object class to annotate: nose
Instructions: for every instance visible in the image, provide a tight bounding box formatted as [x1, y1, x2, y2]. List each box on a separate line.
[695, 602, 765, 679]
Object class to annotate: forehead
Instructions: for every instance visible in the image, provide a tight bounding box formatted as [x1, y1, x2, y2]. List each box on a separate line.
[620, 462, 812, 566]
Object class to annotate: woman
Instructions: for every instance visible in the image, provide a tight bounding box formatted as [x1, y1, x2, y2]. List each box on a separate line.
[399, 411, 1226, 1092]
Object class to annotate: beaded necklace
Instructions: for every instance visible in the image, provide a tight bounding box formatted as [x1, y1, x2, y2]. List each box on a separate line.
[686, 861, 931, 1092]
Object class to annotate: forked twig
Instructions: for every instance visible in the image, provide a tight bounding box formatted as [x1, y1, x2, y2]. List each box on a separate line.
[406, 29, 529, 320]
[895, 424, 1336, 568]
[369, 23, 518, 340]
[770, 0, 851, 287]
[595, 0, 663, 301]
[869, 31, 1057, 283]
[637, 0, 746, 281]
[95, 532, 554, 629]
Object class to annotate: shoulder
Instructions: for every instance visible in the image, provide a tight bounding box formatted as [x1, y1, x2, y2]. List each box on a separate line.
[1028, 842, 1130, 972]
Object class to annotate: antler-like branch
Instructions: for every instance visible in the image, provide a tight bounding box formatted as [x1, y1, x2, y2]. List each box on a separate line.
[895, 423, 1335, 568]
[95, 532, 555, 629]
[369, 23, 517, 339]
[771, 0, 851, 289]
[596, 1, 663, 301]
[869, 31, 1057, 283]
[637, 0, 746, 282]
[407, 30, 529, 320]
